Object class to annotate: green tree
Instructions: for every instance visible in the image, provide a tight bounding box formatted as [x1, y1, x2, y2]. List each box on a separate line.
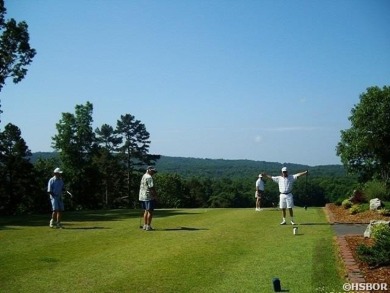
[94, 124, 124, 207]
[33, 156, 61, 213]
[0, 123, 36, 214]
[156, 173, 184, 208]
[0, 0, 36, 121]
[336, 86, 390, 185]
[115, 114, 160, 207]
[52, 102, 99, 208]
[183, 177, 208, 208]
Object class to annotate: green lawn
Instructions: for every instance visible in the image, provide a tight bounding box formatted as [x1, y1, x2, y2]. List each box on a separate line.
[0, 207, 344, 293]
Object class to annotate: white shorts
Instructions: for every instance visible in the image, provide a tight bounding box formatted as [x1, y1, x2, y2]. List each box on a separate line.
[279, 193, 294, 209]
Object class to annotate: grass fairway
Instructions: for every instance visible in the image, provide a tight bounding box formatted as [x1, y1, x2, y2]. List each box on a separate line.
[0, 207, 344, 292]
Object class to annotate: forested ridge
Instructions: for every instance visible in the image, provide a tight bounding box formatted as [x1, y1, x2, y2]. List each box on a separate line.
[32, 152, 346, 179]
[25, 152, 356, 212]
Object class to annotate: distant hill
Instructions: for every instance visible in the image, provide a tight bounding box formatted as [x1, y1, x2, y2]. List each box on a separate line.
[30, 152, 346, 179]
[30, 152, 59, 163]
[155, 156, 346, 178]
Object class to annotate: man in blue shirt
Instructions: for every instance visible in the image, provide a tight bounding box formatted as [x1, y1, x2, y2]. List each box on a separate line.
[47, 168, 65, 228]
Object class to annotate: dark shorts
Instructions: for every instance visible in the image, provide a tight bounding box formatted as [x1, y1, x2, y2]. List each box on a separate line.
[141, 200, 155, 211]
[255, 190, 264, 198]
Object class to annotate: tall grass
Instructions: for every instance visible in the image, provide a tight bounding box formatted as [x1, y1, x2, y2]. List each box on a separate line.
[0, 208, 344, 292]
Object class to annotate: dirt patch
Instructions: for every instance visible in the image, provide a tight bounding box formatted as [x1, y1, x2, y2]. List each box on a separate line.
[326, 203, 390, 224]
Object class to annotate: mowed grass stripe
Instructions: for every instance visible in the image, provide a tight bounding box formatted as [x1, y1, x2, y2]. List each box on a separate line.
[0, 208, 343, 292]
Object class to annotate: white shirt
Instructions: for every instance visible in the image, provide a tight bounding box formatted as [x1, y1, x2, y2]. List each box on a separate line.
[256, 178, 265, 191]
[271, 174, 298, 194]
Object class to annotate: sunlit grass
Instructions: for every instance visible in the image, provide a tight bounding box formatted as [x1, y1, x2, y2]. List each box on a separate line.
[0, 207, 344, 292]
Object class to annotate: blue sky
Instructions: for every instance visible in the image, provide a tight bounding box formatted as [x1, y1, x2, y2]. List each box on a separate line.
[2, 0, 389, 166]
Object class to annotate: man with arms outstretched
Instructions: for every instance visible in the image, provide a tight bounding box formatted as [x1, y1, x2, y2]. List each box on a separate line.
[263, 167, 308, 225]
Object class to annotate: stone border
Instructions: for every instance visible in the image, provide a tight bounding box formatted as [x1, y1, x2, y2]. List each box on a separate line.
[336, 235, 366, 283]
[323, 205, 367, 285]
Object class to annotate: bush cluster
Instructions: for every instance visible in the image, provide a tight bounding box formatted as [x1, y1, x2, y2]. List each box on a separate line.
[357, 224, 390, 267]
[342, 199, 353, 209]
[379, 208, 390, 216]
[349, 204, 362, 215]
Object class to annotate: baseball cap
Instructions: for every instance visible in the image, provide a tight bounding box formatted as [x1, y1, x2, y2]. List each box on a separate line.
[147, 166, 157, 172]
[258, 174, 262, 177]
[54, 168, 63, 174]
[281, 167, 288, 172]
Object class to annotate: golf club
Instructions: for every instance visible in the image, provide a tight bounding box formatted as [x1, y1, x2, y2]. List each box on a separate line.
[66, 191, 73, 198]
[139, 209, 143, 229]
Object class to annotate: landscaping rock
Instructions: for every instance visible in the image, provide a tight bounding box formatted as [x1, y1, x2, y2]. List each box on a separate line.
[369, 198, 382, 211]
[363, 220, 390, 238]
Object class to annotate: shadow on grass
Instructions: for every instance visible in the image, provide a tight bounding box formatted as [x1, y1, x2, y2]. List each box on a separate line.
[157, 226, 209, 232]
[0, 209, 199, 229]
[63, 223, 111, 230]
[63, 226, 109, 230]
[299, 222, 332, 226]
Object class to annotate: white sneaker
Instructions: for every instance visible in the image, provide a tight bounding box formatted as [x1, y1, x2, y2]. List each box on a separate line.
[57, 223, 63, 229]
[143, 224, 147, 230]
[280, 220, 286, 225]
[290, 221, 295, 225]
[255, 208, 260, 211]
[145, 225, 154, 231]
[49, 220, 54, 228]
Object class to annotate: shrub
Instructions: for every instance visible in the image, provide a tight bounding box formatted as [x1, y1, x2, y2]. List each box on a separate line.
[349, 204, 362, 215]
[357, 224, 390, 267]
[334, 198, 343, 206]
[341, 199, 352, 209]
[364, 180, 388, 201]
[371, 223, 390, 240]
[379, 208, 390, 216]
[349, 189, 367, 204]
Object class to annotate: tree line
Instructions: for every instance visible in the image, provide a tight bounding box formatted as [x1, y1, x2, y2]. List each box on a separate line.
[1, 0, 388, 215]
[154, 172, 357, 209]
[0, 101, 159, 215]
[0, 100, 358, 216]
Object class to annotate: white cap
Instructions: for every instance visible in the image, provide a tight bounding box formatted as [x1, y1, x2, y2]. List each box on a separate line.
[147, 166, 157, 172]
[281, 167, 287, 172]
[54, 168, 63, 174]
[258, 174, 262, 177]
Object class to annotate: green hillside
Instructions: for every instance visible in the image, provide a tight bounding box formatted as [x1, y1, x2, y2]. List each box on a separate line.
[31, 152, 346, 179]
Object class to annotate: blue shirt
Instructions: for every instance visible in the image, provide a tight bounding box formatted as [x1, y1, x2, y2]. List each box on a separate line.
[48, 176, 64, 198]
